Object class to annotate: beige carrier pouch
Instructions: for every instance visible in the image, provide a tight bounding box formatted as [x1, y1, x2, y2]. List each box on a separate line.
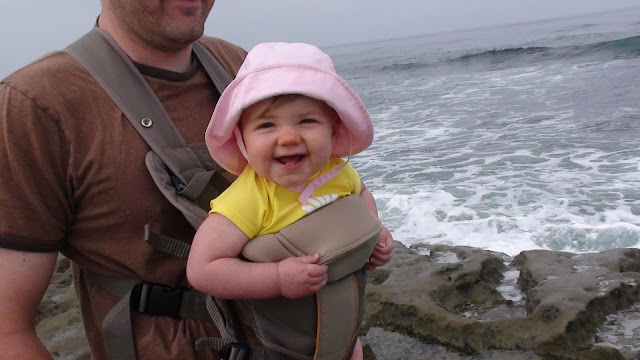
[242, 195, 381, 281]
[241, 195, 380, 360]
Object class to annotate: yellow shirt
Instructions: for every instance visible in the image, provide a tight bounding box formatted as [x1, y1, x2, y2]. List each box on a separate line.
[210, 157, 361, 239]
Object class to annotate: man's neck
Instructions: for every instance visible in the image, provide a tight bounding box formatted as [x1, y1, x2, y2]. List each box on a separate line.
[97, 15, 193, 73]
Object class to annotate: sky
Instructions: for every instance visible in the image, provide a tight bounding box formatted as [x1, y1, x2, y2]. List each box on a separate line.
[1, 0, 639, 78]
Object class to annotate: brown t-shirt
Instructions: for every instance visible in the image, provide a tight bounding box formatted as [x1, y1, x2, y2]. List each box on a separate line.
[0, 35, 246, 359]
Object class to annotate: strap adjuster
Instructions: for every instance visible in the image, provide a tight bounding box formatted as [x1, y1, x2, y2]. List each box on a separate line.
[219, 343, 250, 360]
[130, 281, 183, 318]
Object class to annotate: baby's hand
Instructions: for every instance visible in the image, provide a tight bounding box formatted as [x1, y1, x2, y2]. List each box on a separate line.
[366, 226, 394, 271]
[277, 254, 328, 298]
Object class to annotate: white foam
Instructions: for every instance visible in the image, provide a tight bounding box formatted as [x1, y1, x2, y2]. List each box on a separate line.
[496, 269, 524, 302]
[372, 186, 640, 257]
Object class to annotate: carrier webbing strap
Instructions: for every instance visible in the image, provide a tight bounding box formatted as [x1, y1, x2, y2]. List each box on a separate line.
[177, 169, 231, 213]
[313, 275, 359, 360]
[192, 39, 234, 95]
[103, 289, 136, 359]
[197, 298, 267, 360]
[64, 27, 244, 360]
[144, 225, 191, 259]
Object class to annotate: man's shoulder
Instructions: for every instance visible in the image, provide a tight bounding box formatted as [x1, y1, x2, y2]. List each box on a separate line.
[4, 50, 83, 83]
[197, 36, 247, 76]
[2, 50, 90, 99]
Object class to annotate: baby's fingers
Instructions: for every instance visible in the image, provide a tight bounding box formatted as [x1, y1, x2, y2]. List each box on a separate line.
[307, 263, 328, 278]
[308, 271, 328, 291]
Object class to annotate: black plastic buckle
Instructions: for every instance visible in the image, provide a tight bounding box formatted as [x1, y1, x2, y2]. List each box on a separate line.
[130, 281, 183, 318]
[169, 171, 186, 192]
[219, 343, 250, 360]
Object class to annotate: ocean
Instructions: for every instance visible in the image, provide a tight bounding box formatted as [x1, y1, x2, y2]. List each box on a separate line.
[328, 7, 640, 256]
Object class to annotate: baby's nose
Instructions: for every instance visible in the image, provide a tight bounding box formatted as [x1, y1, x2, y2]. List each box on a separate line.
[277, 128, 301, 145]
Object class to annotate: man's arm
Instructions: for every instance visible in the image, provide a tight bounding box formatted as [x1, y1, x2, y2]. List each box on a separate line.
[0, 248, 57, 359]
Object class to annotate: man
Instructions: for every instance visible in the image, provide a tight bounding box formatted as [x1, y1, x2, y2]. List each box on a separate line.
[0, 1, 247, 358]
[0, 0, 394, 358]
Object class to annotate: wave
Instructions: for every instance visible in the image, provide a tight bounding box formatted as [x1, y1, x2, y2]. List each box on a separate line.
[448, 35, 640, 66]
[380, 35, 640, 73]
[453, 46, 552, 63]
[587, 35, 640, 54]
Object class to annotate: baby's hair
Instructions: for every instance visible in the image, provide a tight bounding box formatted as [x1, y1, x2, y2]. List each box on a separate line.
[239, 94, 340, 129]
[255, 95, 292, 119]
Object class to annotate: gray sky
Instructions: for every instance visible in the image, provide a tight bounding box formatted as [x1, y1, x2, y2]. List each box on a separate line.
[1, 0, 639, 78]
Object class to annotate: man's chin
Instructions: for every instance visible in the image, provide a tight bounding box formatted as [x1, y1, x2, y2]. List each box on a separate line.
[160, 24, 205, 46]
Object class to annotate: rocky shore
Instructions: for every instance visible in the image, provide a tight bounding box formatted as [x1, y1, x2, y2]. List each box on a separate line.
[38, 242, 640, 359]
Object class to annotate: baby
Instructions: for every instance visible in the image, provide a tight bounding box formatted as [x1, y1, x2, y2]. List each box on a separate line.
[187, 42, 393, 360]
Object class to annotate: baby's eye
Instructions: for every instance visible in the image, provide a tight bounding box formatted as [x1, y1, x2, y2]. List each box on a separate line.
[257, 122, 275, 129]
[300, 118, 317, 124]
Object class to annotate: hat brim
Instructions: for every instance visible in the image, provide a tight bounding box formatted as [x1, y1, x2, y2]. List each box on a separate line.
[206, 64, 373, 175]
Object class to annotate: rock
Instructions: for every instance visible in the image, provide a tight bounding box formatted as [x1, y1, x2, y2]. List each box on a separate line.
[38, 243, 640, 359]
[362, 242, 640, 359]
[36, 256, 90, 360]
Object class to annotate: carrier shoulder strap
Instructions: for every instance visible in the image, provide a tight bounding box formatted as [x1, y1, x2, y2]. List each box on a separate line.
[65, 27, 233, 186]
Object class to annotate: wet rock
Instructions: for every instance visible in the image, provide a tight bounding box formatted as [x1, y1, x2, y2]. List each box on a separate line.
[36, 256, 91, 360]
[362, 242, 640, 359]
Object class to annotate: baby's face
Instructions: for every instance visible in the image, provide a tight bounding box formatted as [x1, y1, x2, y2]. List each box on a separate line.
[239, 95, 338, 188]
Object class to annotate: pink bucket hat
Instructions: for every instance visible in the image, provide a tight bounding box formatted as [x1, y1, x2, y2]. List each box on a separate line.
[205, 42, 373, 176]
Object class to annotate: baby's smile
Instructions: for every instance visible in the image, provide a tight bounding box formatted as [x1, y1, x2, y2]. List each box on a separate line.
[276, 154, 305, 166]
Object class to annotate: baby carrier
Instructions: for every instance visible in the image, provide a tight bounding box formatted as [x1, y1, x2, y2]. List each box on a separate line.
[65, 28, 381, 360]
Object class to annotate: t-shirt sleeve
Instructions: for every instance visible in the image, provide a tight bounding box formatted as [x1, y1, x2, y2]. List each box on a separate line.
[0, 82, 71, 252]
[209, 168, 265, 239]
[343, 162, 362, 195]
